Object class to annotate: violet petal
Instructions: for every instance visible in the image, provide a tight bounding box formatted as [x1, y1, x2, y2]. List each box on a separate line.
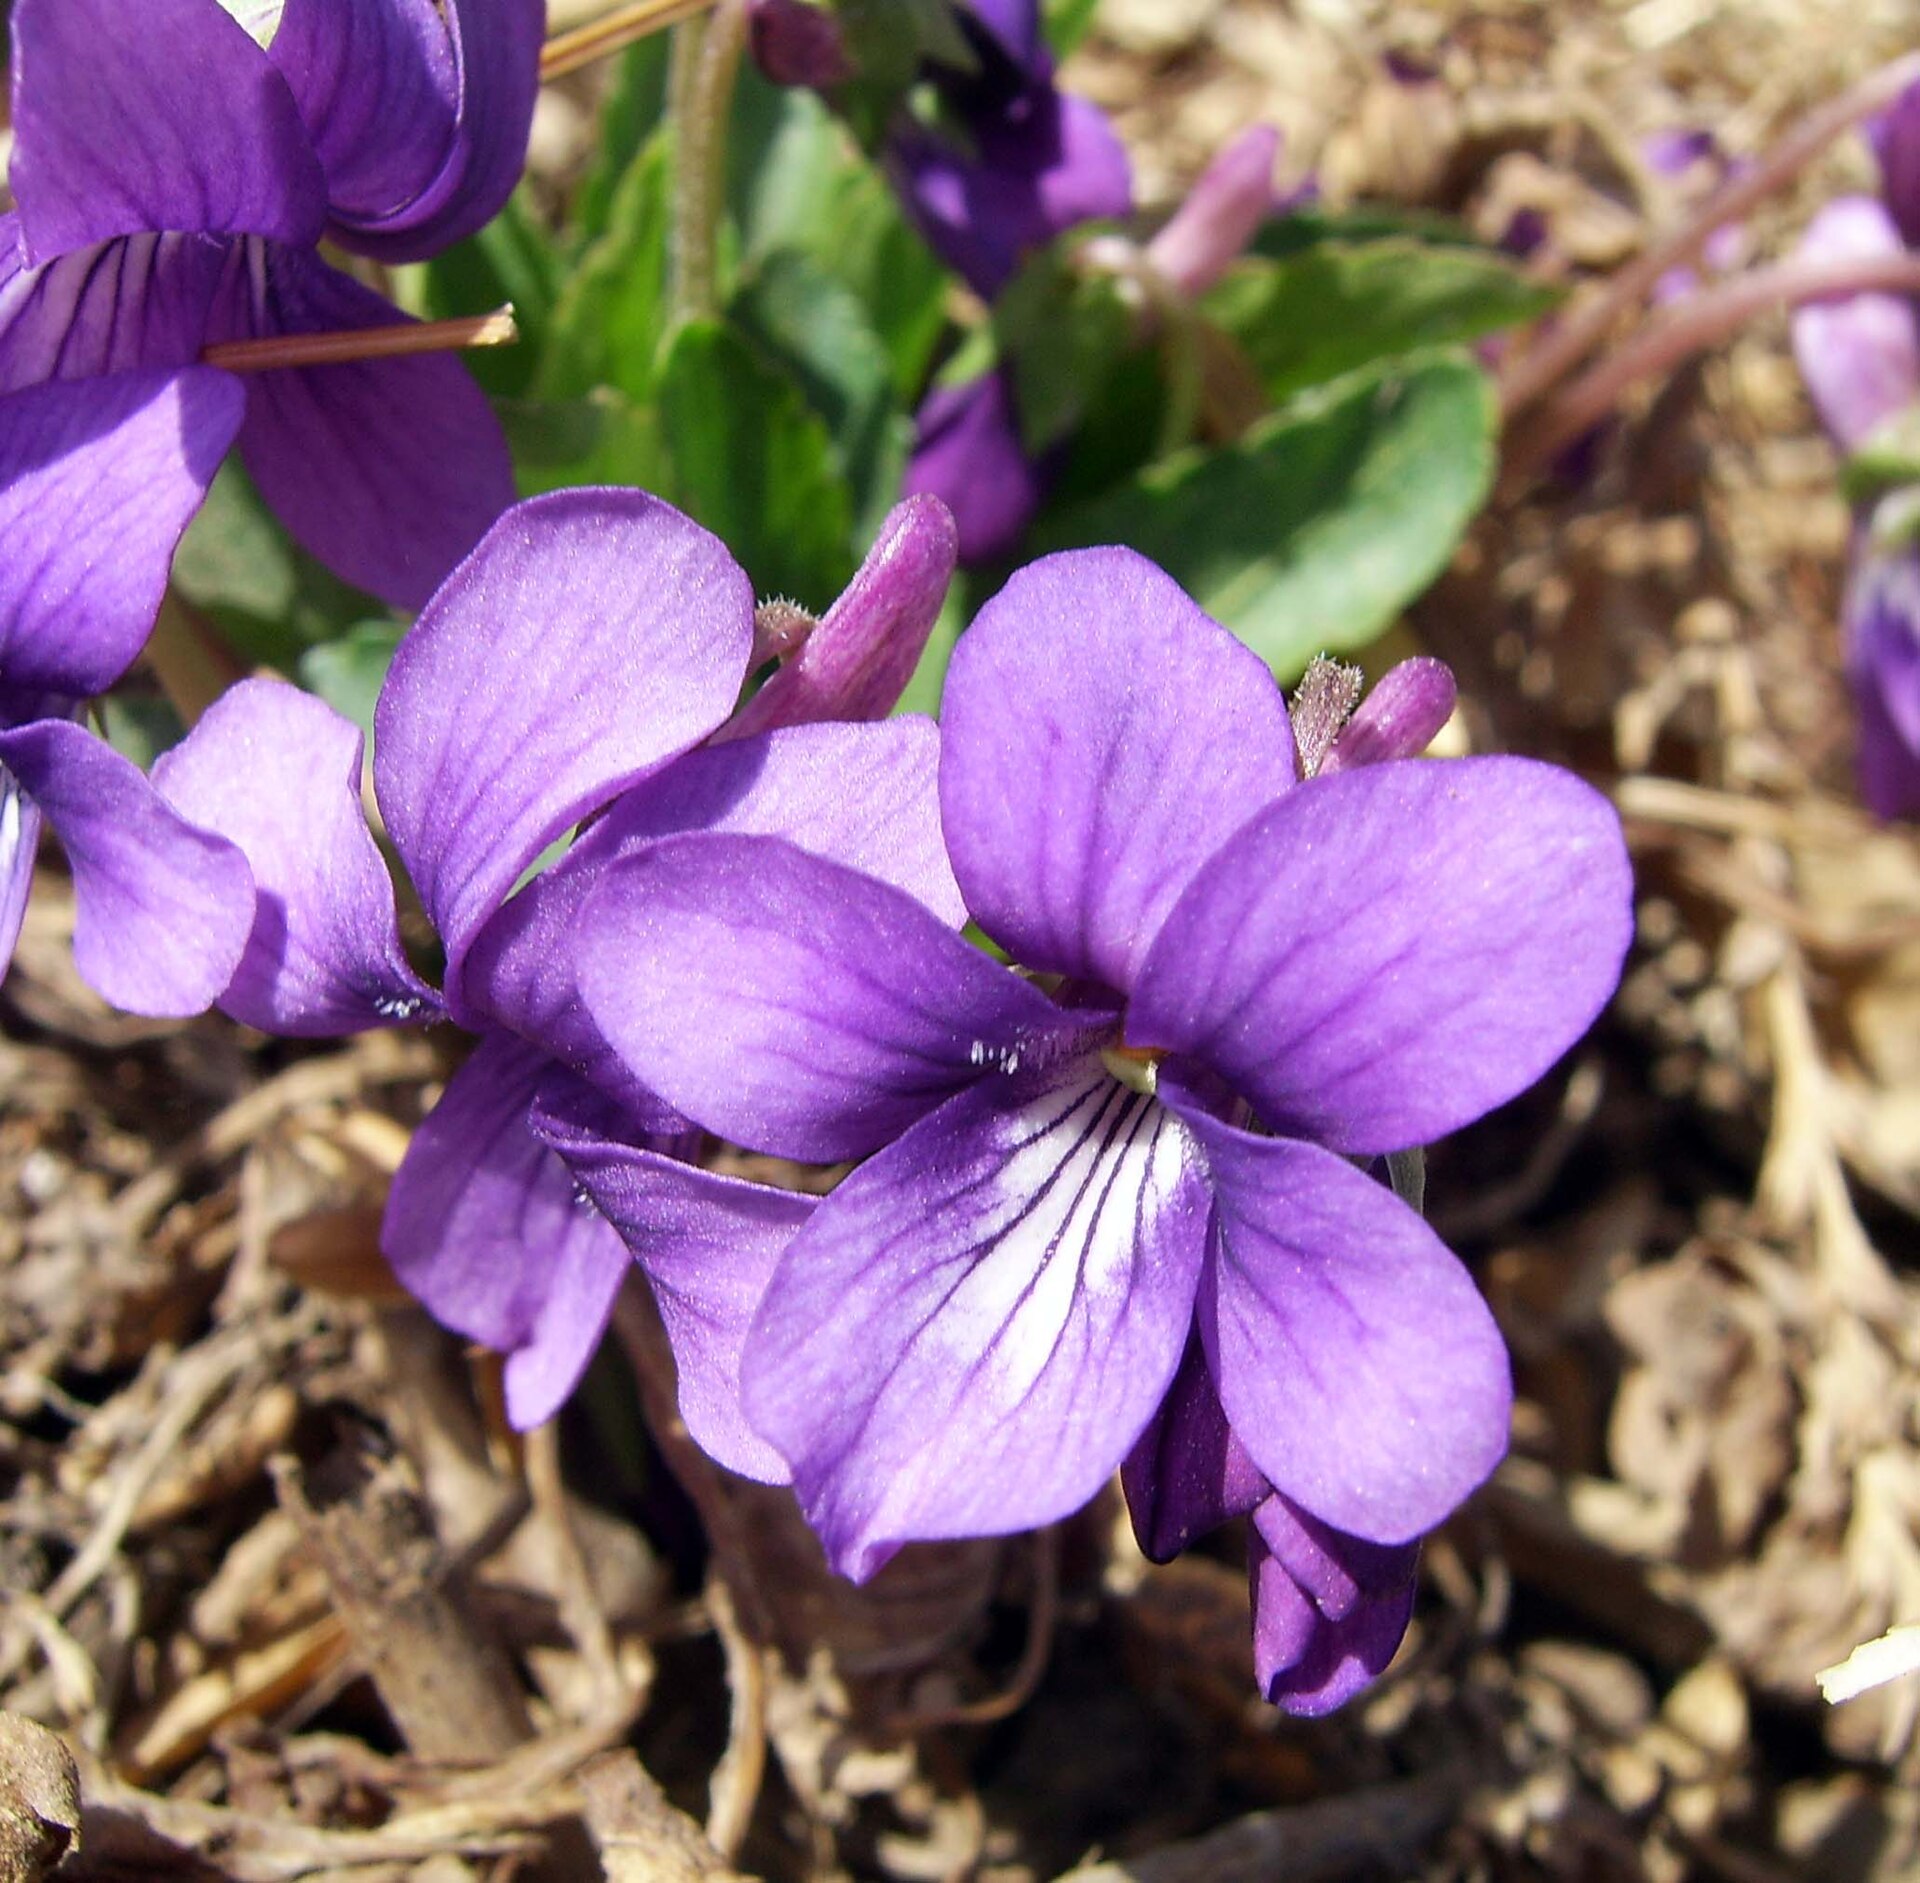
[233, 243, 513, 610]
[1131, 757, 1632, 1156]
[1790, 197, 1920, 452]
[532, 1076, 814, 1483]
[374, 489, 755, 1014]
[0, 367, 244, 697]
[1870, 73, 1920, 249]
[1249, 1496, 1419, 1716]
[8, 0, 327, 264]
[577, 833, 1074, 1163]
[382, 1032, 629, 1425]
[1145, 126, 1280, 301]
[152, 679, 442, 1034]
[902, 370, 1049, 565]
[941, 546, 1297, 993]
[725, 496, 959, 737]
[742, 1068, 1213, 1578]
[1845, 544, 1920, 820]
[0, 771, 45, 982]
[0, 717, 252, 1015]
[1121, 1331, 1268, 1563]
[465, 718, 966, 1099]
[1172, 1101, 1510, 1544]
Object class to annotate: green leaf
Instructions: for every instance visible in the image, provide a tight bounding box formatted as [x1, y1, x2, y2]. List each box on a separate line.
[170, 461, 379, 668]
[1032, 355, 1496, 676]
[995, 249, 1137, 453]
[538, 132, 673, 402]
[656, 318, 855, 606]
[571, 36, 673, 247]
[1843, 405, 1920, 507]
[299, 621, 405, 747]
[499, 392, 669, 498]
[411, 188, 559, 398]
[730, 249, 909, 537]
[1250, 204, 1491, 261]
[1205, 242, 1560, 403]
[1044, 0, 1102, 54]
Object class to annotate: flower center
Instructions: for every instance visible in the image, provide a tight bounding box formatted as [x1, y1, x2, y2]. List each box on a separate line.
[1100, 1042, 1163, 1096]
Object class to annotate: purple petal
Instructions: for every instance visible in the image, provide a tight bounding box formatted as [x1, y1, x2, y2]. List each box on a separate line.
[1145, 126, 1279, 300]
[532, 1077, 813, 1483]
[890, 88, 1132, 300]
[0, 772, 46, 983]
[1249, 1496, 1419, 1715]
[743, 1069, 1213, 1578]
[152, 679, 442, 1035]
[1172, 1104, 1510, 1544]
[1845, 544, 1920, 820]
[0, 223, 235, 387]
[941, 547, 1298, 994]
[265, 0, 458, 239]
[0, 367, 244, 697]
[374, 488, 755, 1011]
[1322, 658, 1458, 774]
[902, 370, 1049, 565]
[286, 0, 543, 261]
[8, 0, 326, 263]
[382, 1033, 629, 1427]
[465, 719, 966, 1096]
[578, 833, 1074, 1163]
[1870, 74, 1920, 248]
[1121, 1332, 1268, 1562]
[0, 717, 252, 1015]
[962, 0, 1046, 73]
[1790, 197, 1920, 451]
[725, 496, 958, 737]
[1131, 758, 1632, 1156]
[232, 244, 514, 610]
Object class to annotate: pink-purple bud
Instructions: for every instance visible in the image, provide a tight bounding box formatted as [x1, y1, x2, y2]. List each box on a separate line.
[723, 496, 959, 739]
[1321, 657, 1458, 774]
[1790, 197, 1920, 452]
[1869, 73, 1920, 249]
[1144, 126, 1281, 301]
[746, 0, 854, 90]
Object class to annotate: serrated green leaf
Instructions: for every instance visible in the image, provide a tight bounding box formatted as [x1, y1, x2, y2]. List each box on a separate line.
[1032, 355, 1496, 676]
[731, 249, 909, 537]
[1205, 242, 1559, 403]
[539, 132, 673, 402]
[657, 319, 855, 606]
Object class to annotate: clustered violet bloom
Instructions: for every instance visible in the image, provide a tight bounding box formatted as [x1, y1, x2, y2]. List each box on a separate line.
[1, 0, 535, 653]
[154, 490, 961, 1442]
[557, 550, 1633, 1708]
[1790, 74, 1920, 819]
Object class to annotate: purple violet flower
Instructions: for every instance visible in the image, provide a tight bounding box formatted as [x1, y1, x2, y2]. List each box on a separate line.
[1791, 196, 1920, 452]
[565, 551, 1634, 1690]
[153, 489, 964, 1439]
[887, 0, 1133, 302]
[1842, 540, 1920, 822]
[0, 0, 536, 643]
[1869, 73, 1920, 250]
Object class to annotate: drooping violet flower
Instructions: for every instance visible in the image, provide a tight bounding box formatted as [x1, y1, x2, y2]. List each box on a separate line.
[1791, 197, 1920, 453]
[154, 490, 962, 1441]
[0, 0, 537, 640]
[1868, 73, 1920, 249]
[904, 125, 1282, 562]
[0, 369, 255, 1012]
[569, 552, 1633, 1683]
[887, 0, 1132, 302]
[745, 0, 852, 90]
[1842, 540, 1920, 821]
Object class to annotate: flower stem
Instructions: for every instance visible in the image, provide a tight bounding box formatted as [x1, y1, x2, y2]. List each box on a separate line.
[146, 591, 245, 728]
[667, 0, 749, 330]
[202, 307, 517, 374]
[540, 0, 716, 82]
[1498, 51, 1920, 420]
[1505, 249, 1920, 479]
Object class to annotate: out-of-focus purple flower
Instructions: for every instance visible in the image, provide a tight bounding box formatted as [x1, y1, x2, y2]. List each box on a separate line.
[154, 490, 960, 1437]
[887, 0, 1132, 301]
[569, 549, 1633, 1710]
[1791, 197, 1920, 452]
[746, 0, 852, 89]
[902, 368, 1052, 563]
[1144, 127, 1280, 301]
[1869, 74, 1920, 250]
[1844, 540, 1920, 821]
[0, 0, 536, 640]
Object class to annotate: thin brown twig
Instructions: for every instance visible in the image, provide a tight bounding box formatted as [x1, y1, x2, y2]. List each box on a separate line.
[1498, 51, 1920, 420]
[203, 307, 517, 373]
[1506, 249, 1920, 478]
[541, 0, 717, 81]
